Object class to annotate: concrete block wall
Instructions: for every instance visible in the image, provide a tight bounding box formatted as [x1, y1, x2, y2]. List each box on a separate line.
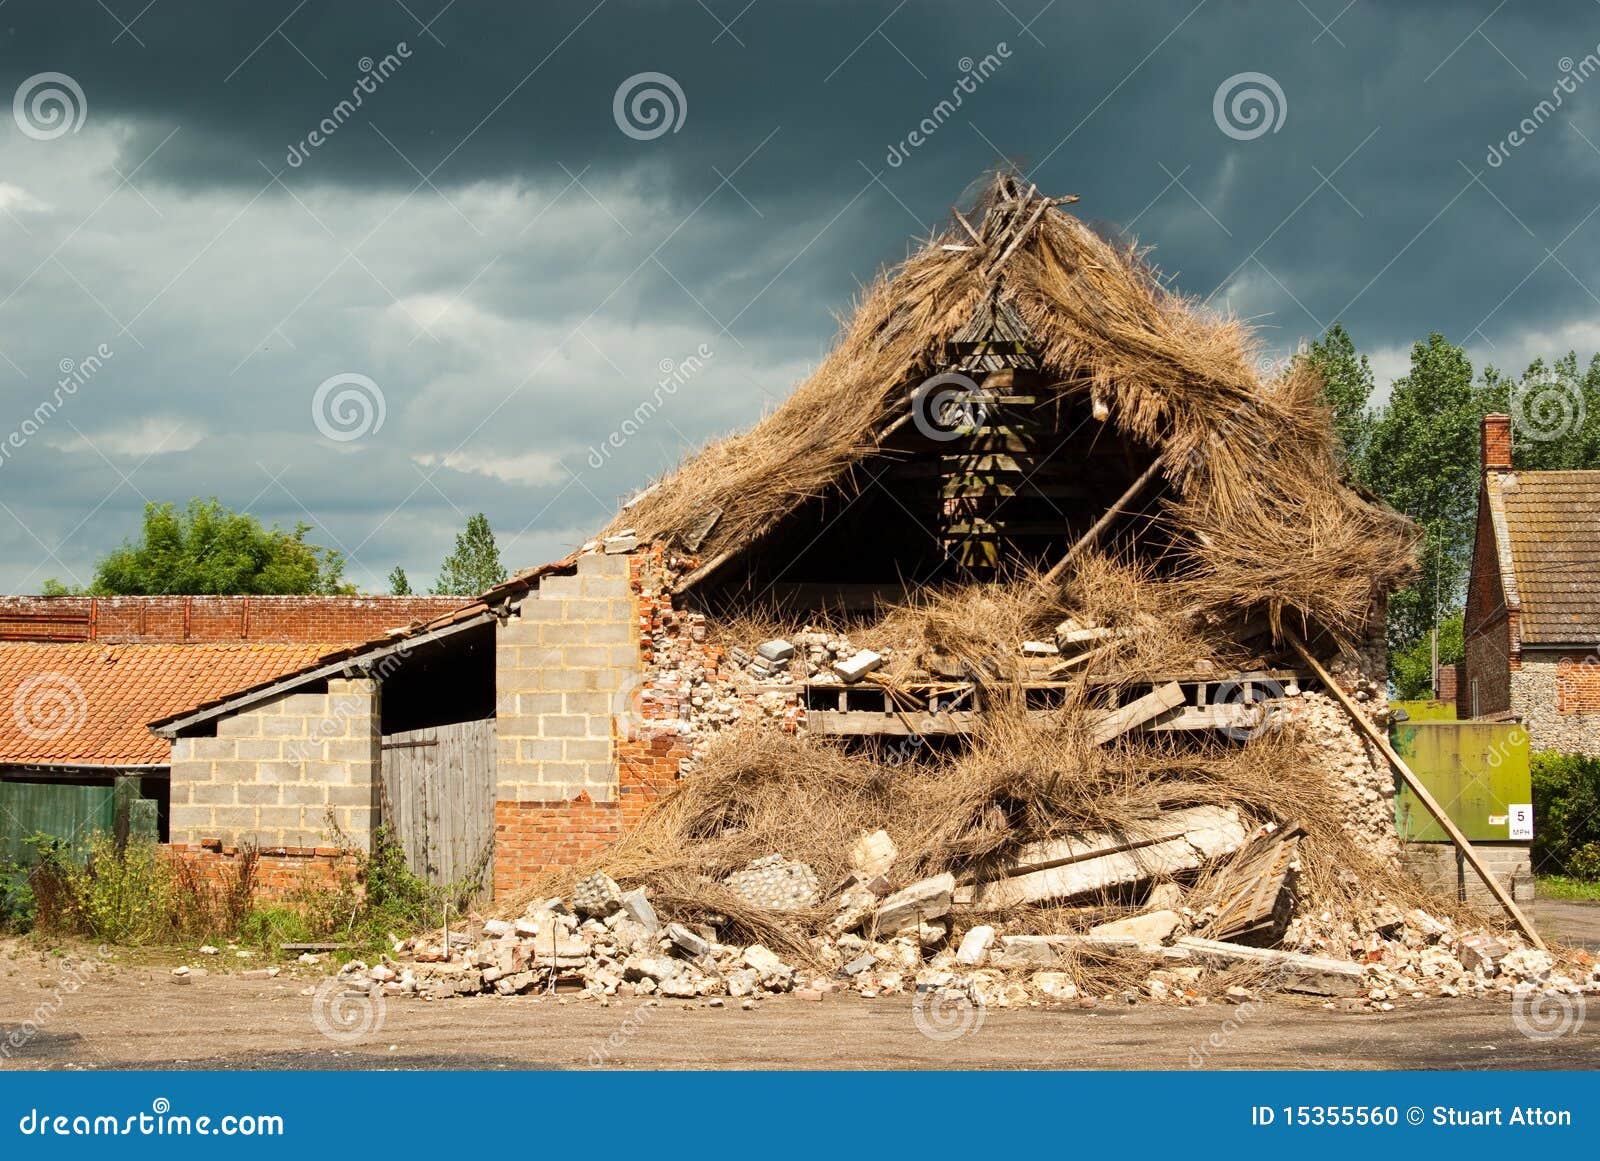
[494, 551, 636, 803]
[167, 677, 381, 851]
[1401, 841, 1535, 905]
[492, 551, 639, 895]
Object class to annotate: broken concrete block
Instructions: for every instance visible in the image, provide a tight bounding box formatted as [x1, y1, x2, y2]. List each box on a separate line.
[1031, 971, 1079, 1000]
[843, 953, 877, 977]
[603, 534, 639, 554]
[619, 887, 659, 933]
[757, 639, 795, 663]
[871, 873, 955, 936]
[572, 872, 624, 917]
[1088, 909, 1183, 946]
[917, 920, 947, 948]
[956, 925, 995, 966]
[722, 854, 820, 911]
[832, 649, 884, 682]
[481, 919, 513, 938]
[741, 945, 792, 978]
[665, 922, 711, 961]
[850, 829, 898, 878]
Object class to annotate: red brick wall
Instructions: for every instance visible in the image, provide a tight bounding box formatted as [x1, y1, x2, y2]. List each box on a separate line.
[493, 798, 622, 896]
[1558, 658, 1600, 715]
[0, 595, 466, 644]
[1481, 413, 1512, 471]
[1462, 489, 1513, 718]
[167, 842, 358, 904]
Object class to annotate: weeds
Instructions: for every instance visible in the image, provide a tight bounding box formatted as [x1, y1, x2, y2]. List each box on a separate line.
[8, 824, 485, 959]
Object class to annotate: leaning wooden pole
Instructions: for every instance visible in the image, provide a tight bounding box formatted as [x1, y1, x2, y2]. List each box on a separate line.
[1044, 459, 1163, 584]
[1287, 632, 1545, 949]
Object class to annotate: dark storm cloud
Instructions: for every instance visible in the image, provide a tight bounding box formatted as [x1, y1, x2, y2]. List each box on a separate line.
[5, 0, 1600, 590]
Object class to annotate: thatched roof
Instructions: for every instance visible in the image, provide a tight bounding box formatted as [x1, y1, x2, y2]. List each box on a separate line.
[607, 173, 1414, 643]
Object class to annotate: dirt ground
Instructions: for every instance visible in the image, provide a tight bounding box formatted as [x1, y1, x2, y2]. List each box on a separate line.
[2, 912, 1596, 1071]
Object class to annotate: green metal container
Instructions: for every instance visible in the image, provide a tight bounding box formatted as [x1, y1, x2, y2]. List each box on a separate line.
[1390, 721, 1532, 843]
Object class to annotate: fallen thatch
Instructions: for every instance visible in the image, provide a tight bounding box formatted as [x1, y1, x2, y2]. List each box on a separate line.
[607, 172, 1415, 646]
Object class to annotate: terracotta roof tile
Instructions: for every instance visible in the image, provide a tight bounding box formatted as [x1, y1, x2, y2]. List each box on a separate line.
[0, 643, 331, 766]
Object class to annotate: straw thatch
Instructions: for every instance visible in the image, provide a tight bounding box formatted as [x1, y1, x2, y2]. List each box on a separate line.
[606, 172, 1414, 645]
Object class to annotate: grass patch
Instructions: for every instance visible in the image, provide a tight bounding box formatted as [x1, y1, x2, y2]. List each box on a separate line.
[1536, 875, 1600, 902]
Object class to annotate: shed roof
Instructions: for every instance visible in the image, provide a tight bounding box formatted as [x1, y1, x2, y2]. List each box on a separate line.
[0, 642, 331, 767]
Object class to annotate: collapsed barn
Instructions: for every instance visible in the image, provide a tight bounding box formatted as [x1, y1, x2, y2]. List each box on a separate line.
[151, 175, 1586, 1006]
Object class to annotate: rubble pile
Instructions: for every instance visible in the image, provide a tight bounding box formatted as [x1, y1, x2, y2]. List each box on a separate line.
[343, 839, 1597, 1013]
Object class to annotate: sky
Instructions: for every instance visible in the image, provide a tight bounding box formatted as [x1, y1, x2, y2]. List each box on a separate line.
[3, 0, 1600, 593]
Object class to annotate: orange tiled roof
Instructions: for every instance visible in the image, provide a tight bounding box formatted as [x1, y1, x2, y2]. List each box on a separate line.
[0, 642, 331, 767]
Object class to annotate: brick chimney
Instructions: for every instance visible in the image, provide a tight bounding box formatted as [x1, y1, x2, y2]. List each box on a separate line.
[1481, 413, 1512, 472]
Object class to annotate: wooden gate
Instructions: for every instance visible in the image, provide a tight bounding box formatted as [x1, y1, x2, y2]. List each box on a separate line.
[379, 718, 496, 888]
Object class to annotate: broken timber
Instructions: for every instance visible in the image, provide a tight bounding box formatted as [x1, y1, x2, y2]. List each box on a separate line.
[1287, 632, 1546, 950]
[954, 806, 1246, 909]
[1088, 681, 1185, 745]
[1044, 459, 1164, 583]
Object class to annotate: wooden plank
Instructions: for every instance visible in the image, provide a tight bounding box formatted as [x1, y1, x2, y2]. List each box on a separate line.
[1044, 459, 1164, 582]
[1087, 681, 1185, 745]
[1287, 632, 1545, 949]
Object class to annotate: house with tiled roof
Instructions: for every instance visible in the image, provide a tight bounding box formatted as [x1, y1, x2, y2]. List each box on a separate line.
[1462, 414, 1600, 754]
[0, 595, 466, 863]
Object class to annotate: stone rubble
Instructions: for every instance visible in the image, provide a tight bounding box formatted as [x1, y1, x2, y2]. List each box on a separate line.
[330, 837, 1597, 1015]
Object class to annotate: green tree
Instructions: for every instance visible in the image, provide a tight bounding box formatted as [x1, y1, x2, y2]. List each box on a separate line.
[38, 579, 82, 596]
[1302, 322, 1375, 481]
[1361, 334, 1487, 658]
[432, 513, 506, 596]
[1480, 352, 1600, 470]
[1390, 612, 1463, 701]
[387, 566, 413, 596]
[89, 499, 353, 595]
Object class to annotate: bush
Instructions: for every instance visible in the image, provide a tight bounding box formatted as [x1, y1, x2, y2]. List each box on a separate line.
[1530, 752, 1600, 879]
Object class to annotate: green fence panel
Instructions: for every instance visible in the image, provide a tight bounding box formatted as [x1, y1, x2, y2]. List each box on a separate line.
[0, 781, 117, 864]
